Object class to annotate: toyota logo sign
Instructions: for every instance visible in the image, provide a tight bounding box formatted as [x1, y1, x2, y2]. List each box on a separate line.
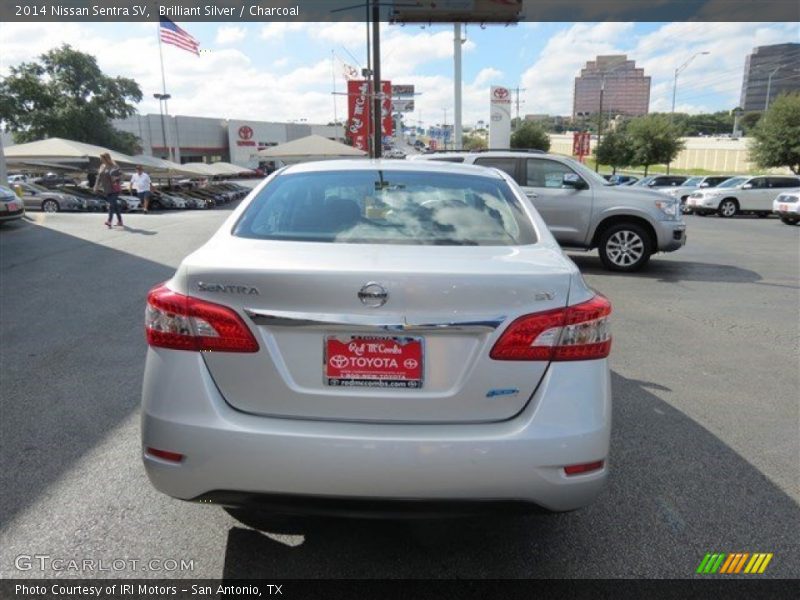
[238, 126, 254, 140]
[493, 87, 510, 100]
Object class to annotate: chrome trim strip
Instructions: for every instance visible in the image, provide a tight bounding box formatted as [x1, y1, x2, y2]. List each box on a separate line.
[245, 309, 505, 332]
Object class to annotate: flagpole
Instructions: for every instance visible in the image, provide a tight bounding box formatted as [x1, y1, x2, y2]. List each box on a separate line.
[156, 21, 173, 161]
[331, 50, 339, 141]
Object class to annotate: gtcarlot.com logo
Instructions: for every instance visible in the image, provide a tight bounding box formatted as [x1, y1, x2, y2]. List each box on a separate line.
[696, 552, 773, 574]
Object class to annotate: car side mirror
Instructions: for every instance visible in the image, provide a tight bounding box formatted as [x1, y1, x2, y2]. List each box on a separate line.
[742, 183, 753, 189]
[562, 173, 585, 189]
[700, 182, 709, 187]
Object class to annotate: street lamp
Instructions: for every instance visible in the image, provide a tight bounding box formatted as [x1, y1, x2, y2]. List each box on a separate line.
[595, 59, 630, 171]
[764, 66, 781, 111]
[671, 51, 710, 115]
[153, 93, 172, 161]
[668, 51, 709, 173]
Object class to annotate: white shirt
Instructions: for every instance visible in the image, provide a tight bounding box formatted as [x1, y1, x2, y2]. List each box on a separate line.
[130, 172, 151, 193]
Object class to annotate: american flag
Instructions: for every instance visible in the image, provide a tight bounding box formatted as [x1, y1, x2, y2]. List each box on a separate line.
[159, 17, 200, 55]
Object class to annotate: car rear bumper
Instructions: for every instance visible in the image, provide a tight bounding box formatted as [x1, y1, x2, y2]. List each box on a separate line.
[141, 350, 612, 513]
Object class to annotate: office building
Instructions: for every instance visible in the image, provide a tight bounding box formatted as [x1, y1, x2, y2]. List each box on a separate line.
[573, 55, 651, 118]
[740, 43, 800, 111]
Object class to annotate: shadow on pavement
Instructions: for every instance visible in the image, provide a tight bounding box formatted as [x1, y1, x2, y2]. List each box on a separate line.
[570, 255, 764, 285]
[0, 221, 174, 525]
[220, 371, 800, 579]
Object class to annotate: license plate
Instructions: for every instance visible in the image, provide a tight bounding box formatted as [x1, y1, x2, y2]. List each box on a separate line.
[779, 204, 789, 212]
[324, 335, 423, 388]
[8, 202, 19, 211]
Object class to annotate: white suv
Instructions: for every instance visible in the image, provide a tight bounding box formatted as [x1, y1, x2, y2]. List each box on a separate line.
[687, 175, 800, 218]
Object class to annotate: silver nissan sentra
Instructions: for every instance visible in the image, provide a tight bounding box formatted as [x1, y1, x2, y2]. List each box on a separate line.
[141, 160, 612, 520]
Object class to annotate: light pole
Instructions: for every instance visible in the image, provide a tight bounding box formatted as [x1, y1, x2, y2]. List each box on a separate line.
[764, 66, 781, 111]
[153, 93, 171, 161]
[671, 51, 710, 114]
[442, 108, 448, 150]
[668, 51, 709, 173]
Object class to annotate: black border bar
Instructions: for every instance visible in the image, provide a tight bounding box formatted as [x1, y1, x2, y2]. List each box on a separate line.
[1, 0, 798, 22]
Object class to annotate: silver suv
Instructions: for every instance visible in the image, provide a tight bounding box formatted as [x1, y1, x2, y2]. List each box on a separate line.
[413, 151, 686, 271]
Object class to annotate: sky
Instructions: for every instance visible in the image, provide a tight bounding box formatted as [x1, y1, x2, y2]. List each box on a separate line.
[1, 21, 798, 128]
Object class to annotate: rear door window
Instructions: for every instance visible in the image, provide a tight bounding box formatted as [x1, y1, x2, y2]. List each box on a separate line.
[473, 157, 519, 182]
[768, 177, 800, 188]
[525, 159, 582, 188]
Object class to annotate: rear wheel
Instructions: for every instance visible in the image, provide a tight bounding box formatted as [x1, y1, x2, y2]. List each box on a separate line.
[718, 199, 738, 218]
[598, 223, 653, 272]
[780, 216, 799, 225]
[42, 199, 60, 213]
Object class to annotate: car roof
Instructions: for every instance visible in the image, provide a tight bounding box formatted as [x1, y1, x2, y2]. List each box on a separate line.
[281, 159, 507, 179]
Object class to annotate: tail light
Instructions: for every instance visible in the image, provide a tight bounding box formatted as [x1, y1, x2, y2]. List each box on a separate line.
[490, 295, 611, 361]
[145, 283, 259, 352]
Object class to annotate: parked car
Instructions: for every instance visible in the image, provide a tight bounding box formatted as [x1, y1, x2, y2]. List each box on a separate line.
[16, 182, 84, 212]
[687, 175, 800, 217]
[631, 175, 688, 189]
[607, 174, 638, 186]
[413, 151, 686, 271]
[7, 173, 28, 184]
[31, 172, 78, 188]
[773, 189, 800, 225]
[662, 175, 735, 213]
[57, 185, 106, 212]
[0, 185, 25, 224]
[141, 160, 613, 525]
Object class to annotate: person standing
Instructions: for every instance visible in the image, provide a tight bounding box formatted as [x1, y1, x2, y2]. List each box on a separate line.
[129, 165, 153, 213]
[94, 152, 123, 228]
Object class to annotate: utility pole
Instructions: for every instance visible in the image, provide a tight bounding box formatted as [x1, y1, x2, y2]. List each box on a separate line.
[765, 66, 781, 111]
[371, 0, 382, 158]
[453, 23, 464, 150]
[596, 77, 605, 172]
[511, 86, 526, 129]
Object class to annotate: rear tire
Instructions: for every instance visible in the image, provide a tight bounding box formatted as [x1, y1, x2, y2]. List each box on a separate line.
[598, 222, 653, 272]
[42, 199, 60, 213]
[718, 199, 738, 218]
[780, 216, 799, 225]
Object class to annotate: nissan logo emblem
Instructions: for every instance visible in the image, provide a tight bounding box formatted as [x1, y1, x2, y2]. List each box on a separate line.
[358, 282, 388, 308]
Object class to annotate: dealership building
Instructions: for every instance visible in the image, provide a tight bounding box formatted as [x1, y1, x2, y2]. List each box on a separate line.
[112, 114, 343, 167]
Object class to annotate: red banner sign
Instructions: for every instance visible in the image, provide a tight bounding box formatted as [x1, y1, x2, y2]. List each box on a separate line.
[347, 80, 393, 151]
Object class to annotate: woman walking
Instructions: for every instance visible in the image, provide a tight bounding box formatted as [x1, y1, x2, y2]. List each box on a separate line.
[94, 152, 123, 228]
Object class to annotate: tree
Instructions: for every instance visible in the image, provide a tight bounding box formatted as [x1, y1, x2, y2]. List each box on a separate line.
[626, 115, 685, 176]
[0, 45, 142, 154]
[511, 121, 550, 152]
[462, 133, 487, 151]
[749, 93, 800, 174]
[595, 131, 634, 174]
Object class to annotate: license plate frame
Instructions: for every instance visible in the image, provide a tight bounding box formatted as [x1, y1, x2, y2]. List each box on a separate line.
[324, 335, 424, 389]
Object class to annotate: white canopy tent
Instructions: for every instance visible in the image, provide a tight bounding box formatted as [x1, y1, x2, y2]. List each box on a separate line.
[257, 135, 366, 163]
[205, 162, 256, 176]
[129, 155, 207, 178]
[4, 137, 137, 169]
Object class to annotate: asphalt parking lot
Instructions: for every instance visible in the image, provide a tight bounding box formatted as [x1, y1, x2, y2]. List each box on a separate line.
[0, 204, 798, 579]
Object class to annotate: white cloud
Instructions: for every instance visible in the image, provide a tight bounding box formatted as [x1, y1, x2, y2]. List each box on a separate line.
[519, 22, 632, 116]
[215, 25, 246, 45]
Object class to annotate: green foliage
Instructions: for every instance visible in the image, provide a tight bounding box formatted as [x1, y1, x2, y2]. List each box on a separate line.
[511, 121, 551, 152]
[595, 131, 634, 174]
[462, 133, 487, 151]
[626, 115, 685, 176]
[0, 44, 142, 154]
[749, 93, 800, 175]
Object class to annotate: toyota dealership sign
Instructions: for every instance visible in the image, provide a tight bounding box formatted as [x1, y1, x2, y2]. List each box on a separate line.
[489, 86, 512, 149]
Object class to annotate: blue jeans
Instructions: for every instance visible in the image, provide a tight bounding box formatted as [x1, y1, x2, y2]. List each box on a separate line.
[106, 193, 122, 223]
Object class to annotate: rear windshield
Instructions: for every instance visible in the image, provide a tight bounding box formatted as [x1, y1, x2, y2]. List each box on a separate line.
[233, 170, 537, 246]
